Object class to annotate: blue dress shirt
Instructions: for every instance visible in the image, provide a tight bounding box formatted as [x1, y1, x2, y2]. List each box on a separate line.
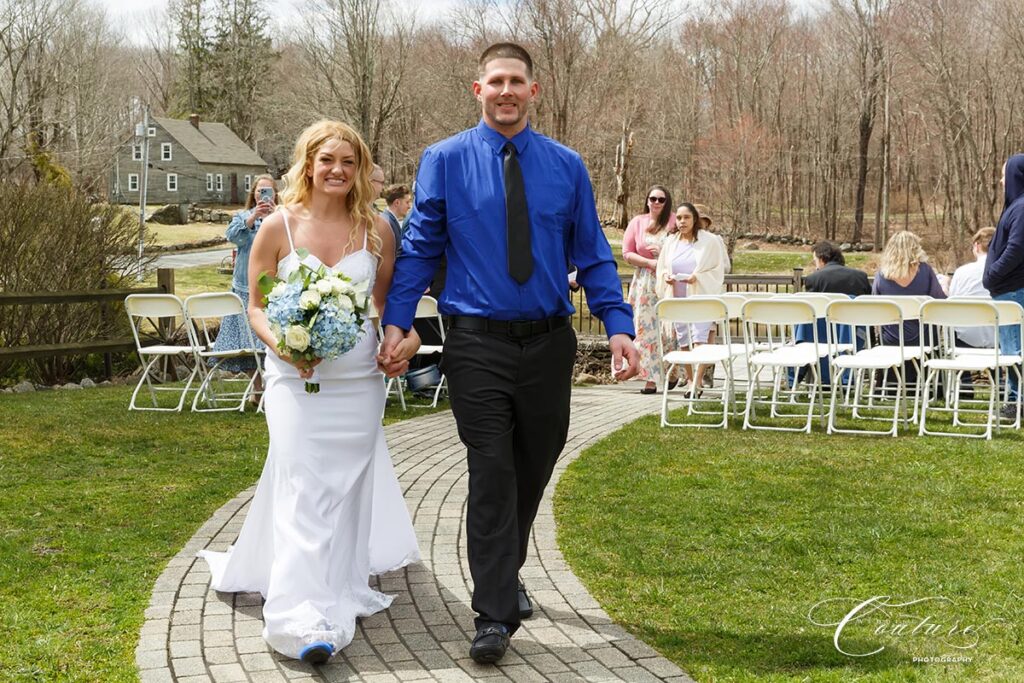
[383, 120, 634, 338]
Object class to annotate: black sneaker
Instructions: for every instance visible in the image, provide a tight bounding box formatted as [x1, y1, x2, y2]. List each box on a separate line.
[518, 579, 534, 620]
[999, 404, 1018, 420]
[469, 624, 510, 664]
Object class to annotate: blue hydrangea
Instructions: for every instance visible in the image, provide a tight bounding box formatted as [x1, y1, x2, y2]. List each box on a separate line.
[264, 282, 304, 329]
[309, 301, 364, 359]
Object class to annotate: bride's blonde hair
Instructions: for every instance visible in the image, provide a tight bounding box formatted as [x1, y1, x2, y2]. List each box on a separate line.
[280, 120, 383, 262]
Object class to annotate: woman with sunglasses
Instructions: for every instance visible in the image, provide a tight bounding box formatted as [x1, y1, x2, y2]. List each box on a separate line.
[623, 185, 676, 393]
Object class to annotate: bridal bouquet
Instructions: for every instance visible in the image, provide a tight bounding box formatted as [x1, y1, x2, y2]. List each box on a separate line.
[258, 249, 371, 393]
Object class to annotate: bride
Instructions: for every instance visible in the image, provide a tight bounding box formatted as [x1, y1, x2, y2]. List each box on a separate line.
[199, 120, 421, 664]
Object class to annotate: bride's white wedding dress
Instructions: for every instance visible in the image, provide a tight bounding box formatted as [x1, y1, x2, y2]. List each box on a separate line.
[199, 212, 421, 659]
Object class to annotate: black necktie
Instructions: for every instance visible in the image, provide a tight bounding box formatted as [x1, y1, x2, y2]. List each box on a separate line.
[504, 142, 533, 284]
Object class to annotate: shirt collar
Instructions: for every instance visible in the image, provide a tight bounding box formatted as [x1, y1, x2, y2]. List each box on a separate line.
[476, 119, 532, 155]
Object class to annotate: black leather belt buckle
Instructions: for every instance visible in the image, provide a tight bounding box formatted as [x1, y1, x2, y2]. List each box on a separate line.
[507, 320, 534, 338]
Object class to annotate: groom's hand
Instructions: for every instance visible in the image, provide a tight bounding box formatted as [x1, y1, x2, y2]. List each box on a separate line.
[609, 333, 640, 381]
[377, 325, 416, 378]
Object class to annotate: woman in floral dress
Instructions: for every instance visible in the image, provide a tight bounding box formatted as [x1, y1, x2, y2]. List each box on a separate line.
[622, 185, 676, 393]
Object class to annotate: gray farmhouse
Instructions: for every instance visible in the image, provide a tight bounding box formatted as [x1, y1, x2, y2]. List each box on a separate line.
[109, 115, 268, 205]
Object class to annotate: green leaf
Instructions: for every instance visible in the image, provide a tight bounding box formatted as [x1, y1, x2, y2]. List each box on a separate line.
[295, 247, 310, 259]
[257, 272, 276, 297]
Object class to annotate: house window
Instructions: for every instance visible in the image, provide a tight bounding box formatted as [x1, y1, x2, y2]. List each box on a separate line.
[148, 126, 156, 137]
[216, 174, 223, 192]
[167, 173, 178, 192]
[161, 143, 172, 161]
[132, 144, 142, 161]
[244, 175, 252, 193]
[206, 173, 213, 191]
[128, 174, 139, 192]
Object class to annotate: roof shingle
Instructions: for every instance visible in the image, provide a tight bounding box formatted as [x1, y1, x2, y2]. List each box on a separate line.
[153, 117, 266, 167]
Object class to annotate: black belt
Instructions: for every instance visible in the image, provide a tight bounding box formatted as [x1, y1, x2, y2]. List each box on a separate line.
[446, 315, 571, 339]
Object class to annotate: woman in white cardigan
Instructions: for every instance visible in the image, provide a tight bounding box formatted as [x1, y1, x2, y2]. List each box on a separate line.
[655, 202, 727, 393]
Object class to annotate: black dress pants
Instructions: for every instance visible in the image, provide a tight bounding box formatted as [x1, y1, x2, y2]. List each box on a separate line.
[442, 324, 577, 632]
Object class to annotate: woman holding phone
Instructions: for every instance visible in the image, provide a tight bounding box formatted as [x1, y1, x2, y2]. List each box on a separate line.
[655, 202, 727, 395]
[210, 175, 277, 390]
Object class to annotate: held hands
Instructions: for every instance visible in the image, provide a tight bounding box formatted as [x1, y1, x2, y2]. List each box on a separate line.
[377, 325, 422, 378]
[665, 272, 695, 284]
[609, 333, 640, 381]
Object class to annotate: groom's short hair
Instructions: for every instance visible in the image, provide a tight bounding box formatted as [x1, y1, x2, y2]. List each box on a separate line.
[478, 42, 533, 79]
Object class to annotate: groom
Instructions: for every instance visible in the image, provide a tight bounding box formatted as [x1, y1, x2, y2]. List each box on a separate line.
[379, 42, 638, 663]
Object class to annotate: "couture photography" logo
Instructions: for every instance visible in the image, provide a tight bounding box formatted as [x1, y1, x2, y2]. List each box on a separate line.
[807, 595, 1004, 661]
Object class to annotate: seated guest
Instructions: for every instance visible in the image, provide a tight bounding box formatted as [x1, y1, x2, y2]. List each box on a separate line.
[873, 231, 946, 392]
[946, 227, 996, 399]
[947, 227, 996, 348]
[872, 230, 946, 346]
[804, 241, 871, 296]
[791, 241, 871, 387]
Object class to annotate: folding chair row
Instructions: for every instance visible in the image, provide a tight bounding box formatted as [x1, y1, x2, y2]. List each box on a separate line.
[125, 293, 264, 413]
[657, 295, 1024, 438]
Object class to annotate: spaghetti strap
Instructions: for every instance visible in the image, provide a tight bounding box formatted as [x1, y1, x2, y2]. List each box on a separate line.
[362, 224, 368, 251]
[282, 209, 296, 253]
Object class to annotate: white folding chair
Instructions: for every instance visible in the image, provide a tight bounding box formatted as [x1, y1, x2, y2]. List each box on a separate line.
[918, 300, 1018, 439]
[184, 293, 264, 412]
[825, 300, 910, 436]
[125, 294, 201, 412]
[386, 296, 447, 408]
[855, 295, 929, 414]
[948, 300, 1024, 428]
[657, 298, 740, 429]
[741, 299, 827, 433]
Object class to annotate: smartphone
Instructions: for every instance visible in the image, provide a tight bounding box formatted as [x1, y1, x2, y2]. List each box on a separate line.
[257, 187, 275, 204]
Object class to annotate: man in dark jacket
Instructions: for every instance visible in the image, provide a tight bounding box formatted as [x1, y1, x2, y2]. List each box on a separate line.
[804, 241, 871, 296]
[983, 154, 1024, 416]
[790, 241, 871, 388]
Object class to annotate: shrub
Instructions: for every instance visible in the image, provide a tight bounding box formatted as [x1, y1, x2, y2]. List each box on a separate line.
[0, 181, 154, 383]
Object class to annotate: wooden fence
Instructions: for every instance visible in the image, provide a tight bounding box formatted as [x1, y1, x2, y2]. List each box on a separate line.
[0, 269, 175, 379]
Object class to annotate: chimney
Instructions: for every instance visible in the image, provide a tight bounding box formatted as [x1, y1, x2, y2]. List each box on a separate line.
[189, 113, 200, 129]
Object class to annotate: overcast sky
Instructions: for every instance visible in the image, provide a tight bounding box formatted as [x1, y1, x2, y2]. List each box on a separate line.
[98, 0, 461, 43]
[98, 0, 823, 44]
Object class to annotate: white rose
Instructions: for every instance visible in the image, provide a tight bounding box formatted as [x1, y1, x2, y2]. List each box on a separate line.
[284, 324, 310, 351]
[269, 282, 289, 299]
[337, 294, 354, 311]
[333, 278, 354, 295]
[314, 279, 334, 295]
[299, 289, 321, 310]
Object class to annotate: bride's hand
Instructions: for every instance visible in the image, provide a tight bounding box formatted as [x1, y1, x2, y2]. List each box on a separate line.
[276, 347, 321, 379]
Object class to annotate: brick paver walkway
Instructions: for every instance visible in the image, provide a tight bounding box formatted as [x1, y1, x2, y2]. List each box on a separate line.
[136, 384, 695, 683]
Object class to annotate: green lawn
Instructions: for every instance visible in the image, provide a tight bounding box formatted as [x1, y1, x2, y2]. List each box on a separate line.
[556, 416, 1024, 682]
[148, 222, 228, 248]
[0, 386, 445, 682]
[143, 264, 232, 299]
[731, 250, 874, 275]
